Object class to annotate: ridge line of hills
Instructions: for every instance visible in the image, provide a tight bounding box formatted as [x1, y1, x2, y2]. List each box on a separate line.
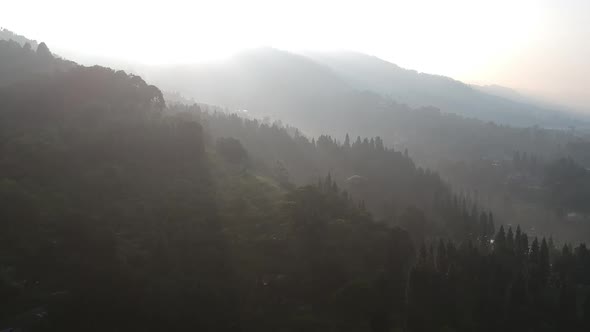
[144, 46, 588, 129]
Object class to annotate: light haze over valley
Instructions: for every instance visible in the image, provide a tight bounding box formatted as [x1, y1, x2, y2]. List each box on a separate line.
[1, 1, 590, 331]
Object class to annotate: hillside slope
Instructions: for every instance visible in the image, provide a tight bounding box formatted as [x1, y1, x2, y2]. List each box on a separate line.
[304, 51, 584, 128]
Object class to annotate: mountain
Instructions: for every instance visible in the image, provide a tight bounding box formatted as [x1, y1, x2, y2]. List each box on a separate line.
[1, 32, 590, 331]
[0, 27, 38, 48]
[146, 47, 587, 128]
[0, 37, 75, 88]
[145, 47, 590, 245]
[473, 84, 590, 125]
[0, 40, 485, 330]
[1, 59, 588, 330]
[471, 84, 526, 102]
[144, 48, 354, 133]
[304, 51, 585, 128]
[144, 48, 581, 166]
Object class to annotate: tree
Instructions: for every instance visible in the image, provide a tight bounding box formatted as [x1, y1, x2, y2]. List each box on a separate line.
[399, 207, 431, 244]
[521, 233, 529, 256]
[494, 225, 506, 251]
[488, 212, 495, 237]
[355, 136, 362, 147]
[515, 225, 522, 255]
[375, 136, 384, 151]
[273, 160, 291, 188]
[216, 137, 248, 165]
[530, 237, 540, 263]
[540, 238, 550, 285]
[36, 41, 52, 58]
[506, 227, 514, 251]
[583, 295, 590, 329]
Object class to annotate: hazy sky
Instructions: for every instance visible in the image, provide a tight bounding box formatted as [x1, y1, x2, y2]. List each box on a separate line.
[1, 0, 589, 111]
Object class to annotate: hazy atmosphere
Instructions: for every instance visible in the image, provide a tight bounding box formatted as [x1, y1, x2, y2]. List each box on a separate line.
[2, 0, 589, 112]
[1, 1, 590, 331]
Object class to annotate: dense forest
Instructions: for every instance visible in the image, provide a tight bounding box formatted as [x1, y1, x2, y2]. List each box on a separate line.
[0, 38, 589, 331]
[148, 47, 590, 244]
[170, 102, 590, 243]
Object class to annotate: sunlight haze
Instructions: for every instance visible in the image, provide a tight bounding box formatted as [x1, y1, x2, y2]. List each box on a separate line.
[2, 0, 588, 111]
[3, 1, 590, 329]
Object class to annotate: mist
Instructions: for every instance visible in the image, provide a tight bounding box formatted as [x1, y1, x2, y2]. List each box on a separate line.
[2, 0, 590, 113]
[1, 1, 590, 331]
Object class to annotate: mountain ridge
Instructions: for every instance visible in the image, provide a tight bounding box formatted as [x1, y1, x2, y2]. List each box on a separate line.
[143, 47, 586, 129]
[302, 50, 585, 128]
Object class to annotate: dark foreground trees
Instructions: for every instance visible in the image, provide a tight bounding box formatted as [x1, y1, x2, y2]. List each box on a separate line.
[407, 228, 590, 332]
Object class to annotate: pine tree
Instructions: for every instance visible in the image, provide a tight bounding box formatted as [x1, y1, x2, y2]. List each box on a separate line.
[375, 136, 384, 151]
[521, 233, 529, 255]
[355, 136, 362, 147]
[273, 160, 290, 186]
[506, 227, 514, 252]
[514, 151, 521, 168]
[539, 238, 550, 285]
[528, 237, 543, 301]
[583, 295, 590, 329]
[530, 237, 540, 263]
[36, 41, 52, 59]
[494, 225, 506, 251]
[488, 212, 495, 237]
[515, 225, 522, 255]
[548, 236, 555, 251]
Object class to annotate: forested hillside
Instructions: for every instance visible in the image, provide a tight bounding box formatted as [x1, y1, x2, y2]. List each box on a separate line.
[0, 37, 75, 87]
[147, 47, 590, 244]
[0, 39, 589, 331]
[144, 49, 590, 180]
[173, 103, 496, 240]
[166, 100, 589, 242]
[442, 150, 590, 242]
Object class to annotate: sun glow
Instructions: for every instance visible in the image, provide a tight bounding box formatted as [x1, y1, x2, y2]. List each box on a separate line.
[2, 0, 588, 110]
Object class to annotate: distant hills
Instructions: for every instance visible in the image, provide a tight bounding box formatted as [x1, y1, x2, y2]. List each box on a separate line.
[145, 47, 586, 129]
[0, 33, 584, 168]
[143, 48, 354, 129]
[471, 84, 526, 103]
[305, 51, 587, 127]
[2, 27, 583, 129]
[0, 27, 38, 48]
[472, 83, 589, 124]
